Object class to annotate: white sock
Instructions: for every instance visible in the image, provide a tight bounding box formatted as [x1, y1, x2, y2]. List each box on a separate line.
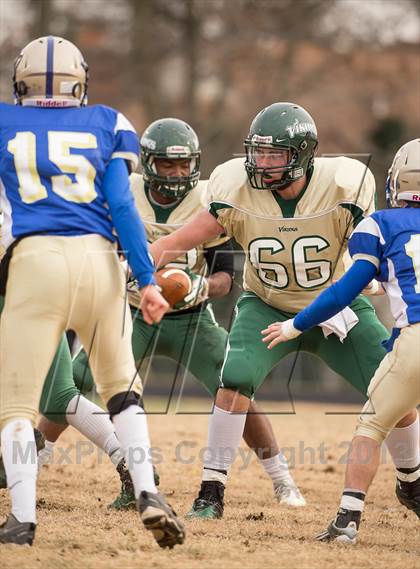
[386, 415, 420, 469]
[38, 440, 55, 470]
[1, 419, 37, 524]
[260, 452, 292, 486]
[340, 488, 365, 512]
[202, 406, 247, 484]
[112, 405, 157, 496]
[66, 395, 122, 461]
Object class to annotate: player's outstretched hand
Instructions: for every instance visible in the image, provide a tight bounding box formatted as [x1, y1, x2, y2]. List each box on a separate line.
[140, 284, 169, 325]
[261, 319, 301, 349]
[261, 323, 288, 349]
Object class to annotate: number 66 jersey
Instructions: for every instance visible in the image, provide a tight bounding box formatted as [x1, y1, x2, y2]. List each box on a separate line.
[207, 156, 376, 312]
[0, 102, 139, 249]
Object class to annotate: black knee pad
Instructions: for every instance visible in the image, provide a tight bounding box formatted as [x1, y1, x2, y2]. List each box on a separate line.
[107, 391, 144, 419]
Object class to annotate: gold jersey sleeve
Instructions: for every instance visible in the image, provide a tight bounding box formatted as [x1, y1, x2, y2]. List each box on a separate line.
[128, 174, 229, 310]
[207, 156, 376, 312]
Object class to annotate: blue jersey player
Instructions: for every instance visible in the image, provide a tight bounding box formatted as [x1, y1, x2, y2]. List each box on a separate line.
[0, 36, 184, 548]
[262, 139, 420, 543]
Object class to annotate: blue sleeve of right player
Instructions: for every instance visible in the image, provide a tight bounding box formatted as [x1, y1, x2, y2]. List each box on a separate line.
[293, 260, 377, 332]
[102, 158, 155, 288]
[347, 215, 383, 268]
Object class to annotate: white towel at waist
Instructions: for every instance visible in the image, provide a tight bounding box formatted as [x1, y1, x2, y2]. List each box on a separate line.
[319, 307, 359, 342]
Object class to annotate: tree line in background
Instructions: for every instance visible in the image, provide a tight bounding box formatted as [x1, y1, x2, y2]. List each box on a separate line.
[1, 0, 419, 201]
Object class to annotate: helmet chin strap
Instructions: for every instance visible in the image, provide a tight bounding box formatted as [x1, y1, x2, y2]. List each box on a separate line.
[262, 171, 293, 191]
[147, 186, 181, 208]
[264, 165, 307, 191]
[270, 179, 293, 191]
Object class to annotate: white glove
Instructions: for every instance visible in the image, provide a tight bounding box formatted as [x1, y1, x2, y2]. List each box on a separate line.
[174, 270, 209, 309]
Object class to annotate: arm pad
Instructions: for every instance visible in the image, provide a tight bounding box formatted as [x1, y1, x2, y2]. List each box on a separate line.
[204, 239, 235, 278]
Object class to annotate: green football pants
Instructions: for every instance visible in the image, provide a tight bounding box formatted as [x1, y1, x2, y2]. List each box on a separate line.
[73, 304, 228, 398]
[220, 292, 389, 399]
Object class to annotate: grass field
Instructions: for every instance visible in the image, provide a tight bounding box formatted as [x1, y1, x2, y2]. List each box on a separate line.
[0, 400, 418, 569]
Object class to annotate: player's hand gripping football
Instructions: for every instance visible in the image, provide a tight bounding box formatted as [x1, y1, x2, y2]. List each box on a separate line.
[261, 319, 301, 349]
[140, 284, 169, 325]
[173, 268, 209, 310]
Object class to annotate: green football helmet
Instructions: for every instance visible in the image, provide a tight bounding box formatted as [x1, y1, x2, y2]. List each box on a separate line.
[141, 117, 201, 198]
[244, 102, 318, 190]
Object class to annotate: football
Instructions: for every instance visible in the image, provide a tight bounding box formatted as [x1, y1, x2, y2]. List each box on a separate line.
[155, 268, 192, 307]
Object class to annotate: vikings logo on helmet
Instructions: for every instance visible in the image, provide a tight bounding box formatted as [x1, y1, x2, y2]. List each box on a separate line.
[13, 36, 88, 107]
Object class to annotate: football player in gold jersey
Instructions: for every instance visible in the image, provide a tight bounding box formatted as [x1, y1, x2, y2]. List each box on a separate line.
[150, 103, 419, 519]
[69, 118, 306, 508]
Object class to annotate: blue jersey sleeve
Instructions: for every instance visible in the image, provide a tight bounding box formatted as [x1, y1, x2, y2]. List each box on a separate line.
[111, 112, 140, 173]
[348, 216, 383, 269]
[293, 260, 377, 332]
[102, 158, 155, 288]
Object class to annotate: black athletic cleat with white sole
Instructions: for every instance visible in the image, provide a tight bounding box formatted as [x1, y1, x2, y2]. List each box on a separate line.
[396, 475, 420, 519]
[139, 491, 185, 549]
[0, 514, 36, 546]
[316, 508, 360, 544]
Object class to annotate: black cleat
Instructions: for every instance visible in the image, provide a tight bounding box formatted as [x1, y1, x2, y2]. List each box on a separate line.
[0, 514, 36, 546]
[316, 509, 360, 544]
[139, 491, 185, 548]
[396, 476, 420, 519]
[108, 459, 136, 510]
[108, 459, 160, 510]
[186, 481, 225, 519]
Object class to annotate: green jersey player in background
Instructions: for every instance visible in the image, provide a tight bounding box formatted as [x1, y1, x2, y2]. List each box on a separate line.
[150, 102, 419, 519]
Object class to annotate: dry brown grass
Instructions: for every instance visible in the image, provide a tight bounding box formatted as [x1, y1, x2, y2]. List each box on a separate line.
[0, 400, 418, 569]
